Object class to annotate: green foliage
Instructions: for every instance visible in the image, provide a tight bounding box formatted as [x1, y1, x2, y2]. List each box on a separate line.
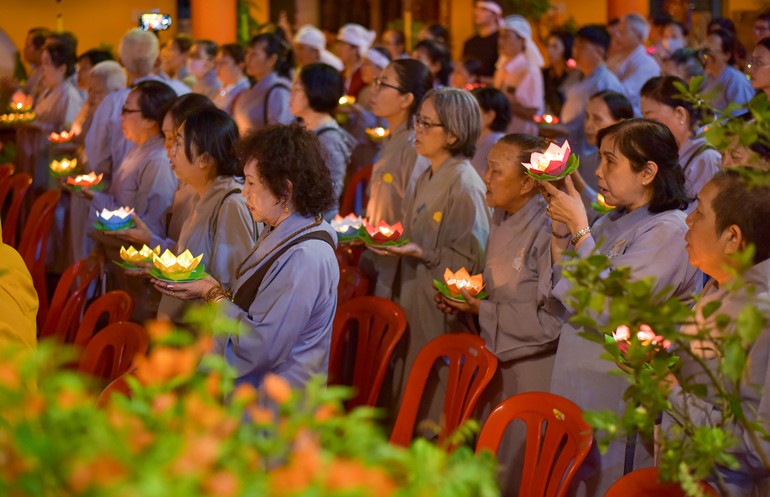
[503, 0, 551, 21]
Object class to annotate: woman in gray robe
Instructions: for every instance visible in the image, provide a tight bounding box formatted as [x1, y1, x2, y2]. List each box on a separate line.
[359, 59, 432, 298]
[109, 107, 257, 324]
[151, 124, 339, 391]
[542, 118, 702, 497]
[641, 76, 721, 202]
[85, 81, 178, 322]
[375, 88, 490, 423]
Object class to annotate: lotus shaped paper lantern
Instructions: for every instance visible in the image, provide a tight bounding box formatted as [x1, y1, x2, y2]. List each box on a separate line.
[10, 91, 32, 112]
[522, 141, 579, 181]
[120, 244, 161, 263]
[96, 207, 134, 230]
[50, 158, 78, 176]
[364, 221, 403, 244]
[153, 249, 204, 280]
[49, 130, 73, 143]
[365, 127, 390, 143]
[533, 114, 560, 125]
[338, 95, 356, 106]
[67, 172, 103, 189]
[0, 112, 35, 125]
[443, 267, 484, 298]
[611, 324, 672, 354]
[331, 213, 364, 236]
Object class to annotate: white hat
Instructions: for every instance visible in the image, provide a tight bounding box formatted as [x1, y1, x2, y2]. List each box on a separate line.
[501, 15, 544, 68]
[475, 1, 503, 16]
[363, 48, 390, 69]
[337, 23, 377, 53]
[320, 50, 345, 72]
[294, 25, 326, 51]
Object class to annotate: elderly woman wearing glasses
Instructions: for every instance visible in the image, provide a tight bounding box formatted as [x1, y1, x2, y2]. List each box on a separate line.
[374, 87, 491, 412]
[359, 59, 433, 297]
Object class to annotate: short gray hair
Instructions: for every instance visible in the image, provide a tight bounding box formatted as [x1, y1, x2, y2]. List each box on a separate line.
[624, 13, 650, 42]
[89, 60, 127, 92]
[119, 28, 159, 75]
[423, 87, 482, 158]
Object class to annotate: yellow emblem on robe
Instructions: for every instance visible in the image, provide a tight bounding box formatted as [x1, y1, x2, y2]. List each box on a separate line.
[383, 172, 394, 184]
[433, 211, 443, 222]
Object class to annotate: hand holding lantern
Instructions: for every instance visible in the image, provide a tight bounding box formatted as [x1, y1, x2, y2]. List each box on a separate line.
[151, 249, 205, 281]
[95, 207, 135, 231]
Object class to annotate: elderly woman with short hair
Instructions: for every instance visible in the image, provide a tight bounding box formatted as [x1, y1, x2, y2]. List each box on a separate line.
[376, 87, 491, 408]
[153, 123, 339, 390]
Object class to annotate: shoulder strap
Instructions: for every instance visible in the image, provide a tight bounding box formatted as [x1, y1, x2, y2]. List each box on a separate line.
[683, 143, 717, 172]
[209, 188, 242, 243]
[263, 82, 289, 125]
[316, 126, 343, 139]
[232, 230, 336, 312]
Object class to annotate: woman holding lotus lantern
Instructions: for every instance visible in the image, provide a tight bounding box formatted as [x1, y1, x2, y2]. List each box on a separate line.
[359, 58, 433, 298]
[152, 123, 339, 390]
[541, 118, 701, 496]
[375, 87, 490, 419]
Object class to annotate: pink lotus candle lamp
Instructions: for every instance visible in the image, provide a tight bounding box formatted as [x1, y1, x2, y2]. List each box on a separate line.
[67, 172, 103, 189]
[521, 141, 579, 181]
[49, 130, 73, 143]
[364, 220, 404, 244]
[533, 114, 560, 125]
[611, 324, 672, 354]
[9, 91, 32, 112]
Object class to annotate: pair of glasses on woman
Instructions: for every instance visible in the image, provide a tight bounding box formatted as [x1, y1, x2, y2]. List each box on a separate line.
[373, 77, 406, 93]
[413, 115, 443, 131]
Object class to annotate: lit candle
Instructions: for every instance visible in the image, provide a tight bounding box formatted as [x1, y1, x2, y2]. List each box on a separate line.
[443, 267, 484, 298]
[338, 95, 356, 106]
[49, 130, 72, 143]
[49, 158, 78, 175]
[153, 249, 204, 280]
[365, 127, 390, 143]
[67, 172, 103, 189]
[534, 114, 559, 125]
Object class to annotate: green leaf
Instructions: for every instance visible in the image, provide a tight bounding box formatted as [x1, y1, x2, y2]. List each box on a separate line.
[721, 341, 747, 382]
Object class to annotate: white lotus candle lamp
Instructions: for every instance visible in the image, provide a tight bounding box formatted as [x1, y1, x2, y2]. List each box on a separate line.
[120, 244, 161, 263]
[96, 207, 134, 230]
[153, 249, 204, 280]
[331, 213, 364, 235]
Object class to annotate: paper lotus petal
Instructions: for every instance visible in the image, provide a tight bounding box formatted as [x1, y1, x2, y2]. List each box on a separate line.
[68, 172, 103, 188]
[50, 158, 78, 174]
[338, 95, 356, 106]
[611, 324, 672, 353]
[523, 141, 571, 177]
[10, 91, 32, 111]
[331, 213, 364, 235]
[96, 207, 134, 229]
[364, 220, 403, 244]
[533, 114, 560, 125]
[49, 130, 72, 143]
[120, 244, 161, 263]
[365, 127, 390, 143]
[443, 267, 484, 298]
[153, 249, 204, 279]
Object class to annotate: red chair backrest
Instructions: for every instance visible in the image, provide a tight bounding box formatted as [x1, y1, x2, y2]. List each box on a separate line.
[73, 291, 135, 347]
[476, 392, 593, 497]
[339, 164, 372, 216]
[337, 265, 369, 305]
[335, 244, 364, 268]
[17, 189, 62, 328]
[96, 369, 135, 407]
[0, 163, 14, 181]
[604, 467, 720, 497]
[39, 259, 101, 341]
[329, 296, 407, 409]
[0, 172, 32, 247]
[391, 333, 498, 447]
[77, 322, 149, 383]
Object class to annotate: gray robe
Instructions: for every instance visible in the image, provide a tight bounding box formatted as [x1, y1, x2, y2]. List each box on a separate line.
[315, 120, 355, 221]
[215, 213, 339, 390]
[212, 77, 250, 115]
[471, 131, 505, 179]
[702, 66, 754, 117]
[191, 69, 221, 100]
[157, 176, 257, 323]
[608, 45, 661, 116]
[550, 205, 701, 497]
[679, 135, 722, 200]
[393, 156, 491, 411]
[667, 259, 770, 497]
[231, 72, 293, 134]
[360, 124, 430, 298]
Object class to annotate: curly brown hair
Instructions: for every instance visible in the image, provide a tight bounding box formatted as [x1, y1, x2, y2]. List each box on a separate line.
[238, 123, 336, 217]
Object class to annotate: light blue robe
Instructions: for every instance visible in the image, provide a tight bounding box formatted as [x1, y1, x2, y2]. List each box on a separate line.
[216, 213, 339, 389]
[471, 131, 505, 179]
[609, 45, 661, 116]
[192, 68, 221, 100]
[679, 135, 722, 200]
[231, 72, 293, 134]
[212, 77, 250, 115]
[702, 66, 754, 117]
[315, 120, 356, 221]
[157, 176, 257, 323]
[550, 205, 702, 497]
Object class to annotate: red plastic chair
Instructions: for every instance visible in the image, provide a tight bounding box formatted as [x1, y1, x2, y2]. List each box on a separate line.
[337, 265, 370, 305]
[39, 259, 101, 341]
[77, 322, 149, 383]
[0, 163, 14, 181]
[391, 333, 498, 447]
[476, 392, 593, 497]
[329, 296, 407, 409]
[0, 172, 32, 247]
[96, 369, 135, 407]
[17, 189, 62, 327]
[339, 164, 372, 216]
[604, 467, 720, 497]
[335, 244, 365, 268]
[72, 291, 135, 347]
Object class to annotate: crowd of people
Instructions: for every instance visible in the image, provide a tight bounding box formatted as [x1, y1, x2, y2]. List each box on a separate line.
[3, 2, 770, 496]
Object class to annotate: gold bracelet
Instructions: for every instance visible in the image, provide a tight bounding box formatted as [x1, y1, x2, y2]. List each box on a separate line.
[204, 285, 230, 305]
[571, 226, 591, 246]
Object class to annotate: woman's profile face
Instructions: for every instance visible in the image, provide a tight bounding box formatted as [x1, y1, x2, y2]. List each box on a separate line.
[585, 97, 619, 147]
[595, 134, 651, 210]
[245, 41, 275, 79]
[289, 78, 310, 118]
[749, 44, 770, 91]
[546, 36, 565, 65]
[370, 65, 408, 119]
[483, 142, 529, 210]
[242, 160, 284, 225]
[40, 50, 64, 89]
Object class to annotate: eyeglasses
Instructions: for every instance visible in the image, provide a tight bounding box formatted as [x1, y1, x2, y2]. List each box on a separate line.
[120, 106, 142, 115]
[373, 77, 406, 93]
[414, 115, 444, 131]
[746, 58, 770, 71]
